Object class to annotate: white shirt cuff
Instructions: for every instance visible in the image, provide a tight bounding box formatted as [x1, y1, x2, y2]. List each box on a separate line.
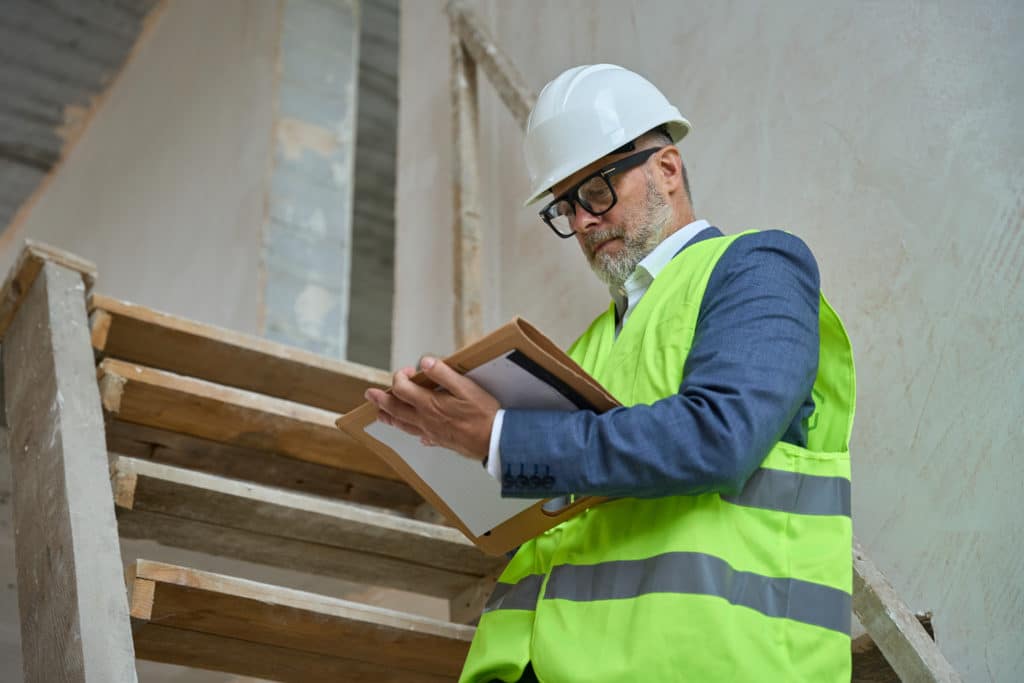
[485, 409, 505, 480]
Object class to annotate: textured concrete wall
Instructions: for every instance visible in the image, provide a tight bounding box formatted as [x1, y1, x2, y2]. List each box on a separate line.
[264, 0, 360, 359]
[395, 1, 1024, 680]
[0, 0, 159, 232]
[349, 0, 399, 368]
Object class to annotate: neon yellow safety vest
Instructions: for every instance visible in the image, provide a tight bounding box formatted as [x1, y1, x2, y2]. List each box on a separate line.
[461, 232, 856, 683]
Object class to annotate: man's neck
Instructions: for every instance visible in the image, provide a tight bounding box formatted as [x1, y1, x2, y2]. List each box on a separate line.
[658, 210, 697, 243]
[610, 218, 710, 305]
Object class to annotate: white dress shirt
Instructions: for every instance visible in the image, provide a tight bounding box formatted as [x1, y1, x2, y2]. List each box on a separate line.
[485, 219, 711, 480]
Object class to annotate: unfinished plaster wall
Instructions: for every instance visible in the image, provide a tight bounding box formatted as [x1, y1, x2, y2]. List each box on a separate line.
[0, 0, 277, 335]
[395, 1, 1024, 680]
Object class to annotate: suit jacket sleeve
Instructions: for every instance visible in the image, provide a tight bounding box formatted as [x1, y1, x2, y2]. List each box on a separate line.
[497, 230, 821, 498]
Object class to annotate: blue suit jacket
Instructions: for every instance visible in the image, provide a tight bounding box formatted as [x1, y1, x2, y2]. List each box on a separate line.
[499, 227, 821, 498]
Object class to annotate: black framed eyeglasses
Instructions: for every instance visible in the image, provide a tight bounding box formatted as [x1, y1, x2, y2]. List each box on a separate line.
[539, 146, 663, 238]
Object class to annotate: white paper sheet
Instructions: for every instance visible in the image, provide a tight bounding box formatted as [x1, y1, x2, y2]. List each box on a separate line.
[364, 352, 580, 536]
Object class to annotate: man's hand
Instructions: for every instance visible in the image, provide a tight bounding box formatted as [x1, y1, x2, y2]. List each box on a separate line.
[364, 356, 500, 463]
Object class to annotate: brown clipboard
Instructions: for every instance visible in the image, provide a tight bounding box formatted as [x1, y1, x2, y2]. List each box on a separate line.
[336, 317, 620, 556]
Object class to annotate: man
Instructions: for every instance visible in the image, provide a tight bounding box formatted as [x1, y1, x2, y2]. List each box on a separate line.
[366, 64, 855, 682]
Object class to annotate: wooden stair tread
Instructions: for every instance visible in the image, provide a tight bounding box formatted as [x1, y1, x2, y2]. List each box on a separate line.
[98, 357, 396, 480]
[106, 420, 426, 515]
[90, 293, 389, 413]
[128, 560, 474, 682]
[114, 457, 504, 598]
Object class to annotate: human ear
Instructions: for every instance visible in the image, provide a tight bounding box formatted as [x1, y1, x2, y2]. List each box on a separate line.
[656, 146, 684, 193]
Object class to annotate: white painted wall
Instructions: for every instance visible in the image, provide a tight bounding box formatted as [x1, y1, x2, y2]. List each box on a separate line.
[395, 1, 1024, 680]
[0, 0, 277, 335]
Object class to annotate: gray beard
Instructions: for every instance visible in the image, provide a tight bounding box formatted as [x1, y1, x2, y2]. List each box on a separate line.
[585, 176, 673, 290]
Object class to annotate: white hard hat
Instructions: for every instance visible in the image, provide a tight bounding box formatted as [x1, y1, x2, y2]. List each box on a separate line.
[523, 64, 691, 206]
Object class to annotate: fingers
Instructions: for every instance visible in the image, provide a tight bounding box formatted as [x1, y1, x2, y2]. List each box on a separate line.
[419, 356, 474, 399]
[363, 357, 493, 459]
[366, 368, 431, 438]
[378, 409, 423, 438]
[374, 386, 421, 426]
[391, 366, 431, 407]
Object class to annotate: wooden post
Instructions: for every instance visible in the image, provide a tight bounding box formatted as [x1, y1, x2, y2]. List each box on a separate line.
[0, 239, 96, 340]
[446, 0, 536, 131]
[853, 539, 961, 682]
[445, 1, 540, 347]
[2, 256, 137, 682]
[449, 18, 484, 348]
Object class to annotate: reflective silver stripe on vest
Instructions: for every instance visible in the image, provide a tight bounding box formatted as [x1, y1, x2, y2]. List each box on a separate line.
[543, 552, 851, 636]
[483, 574, 545, 613]
[722, 467, 851, 517]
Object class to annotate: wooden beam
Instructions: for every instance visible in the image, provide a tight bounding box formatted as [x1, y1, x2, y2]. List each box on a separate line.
[132, 624, 453, 683]
[852, 614, 935, 682]
[128, 560, 474, 682]
[449, 20, 483, 347]
[97, 357, 398, 480]
[853, 538, 962, 682]
[113, 457, 504, 598]
[0, 240, 96, 341]
[3, 261, 136, 682]
[89, 294, 389, 413]
[105, 419, 425, 515]
[446, 0, 536, 131]
[448, 576, 497, 625]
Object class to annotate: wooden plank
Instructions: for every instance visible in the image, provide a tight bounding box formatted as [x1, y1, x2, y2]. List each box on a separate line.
[444, 1, 536, 346]
[449, 23, 483, 347]
[128, 560, 474, 681]
[89, 293, 390, 413]
[3, 261, 136, 682]
[132, 623, 452, 683]
[853, 538, 962, 682]
[113, 457, 504, 597]
[105, 419, 425, 515]
[448, 576, 497, 625]
[445, 0, 536, 130]
[0, 239, 96, 341]
[852, 614, 934, 683]
[97, 357, 399, 480]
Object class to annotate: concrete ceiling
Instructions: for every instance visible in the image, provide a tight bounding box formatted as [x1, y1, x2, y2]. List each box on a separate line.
[0, 0, 159, 234]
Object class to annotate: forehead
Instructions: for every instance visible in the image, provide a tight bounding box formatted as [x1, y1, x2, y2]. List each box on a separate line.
[551, 149, 633, 197]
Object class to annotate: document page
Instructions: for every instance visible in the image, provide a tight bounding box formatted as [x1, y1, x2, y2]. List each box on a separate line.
[364, 351, 587, 536]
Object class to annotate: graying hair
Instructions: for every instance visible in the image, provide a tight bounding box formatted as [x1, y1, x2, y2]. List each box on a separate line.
[636, 127, 691, 200]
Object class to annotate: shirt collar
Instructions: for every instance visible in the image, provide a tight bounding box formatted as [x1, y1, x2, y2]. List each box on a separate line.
[610, 219, 711, 307]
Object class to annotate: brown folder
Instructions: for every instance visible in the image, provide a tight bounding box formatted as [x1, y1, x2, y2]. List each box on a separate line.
[336, 317, 619, 556]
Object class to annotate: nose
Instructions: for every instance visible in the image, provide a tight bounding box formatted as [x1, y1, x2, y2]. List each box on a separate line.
[570, 203, 600, 234]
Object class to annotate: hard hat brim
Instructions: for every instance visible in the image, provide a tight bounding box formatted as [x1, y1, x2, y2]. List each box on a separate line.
[522, 118, 691, 207]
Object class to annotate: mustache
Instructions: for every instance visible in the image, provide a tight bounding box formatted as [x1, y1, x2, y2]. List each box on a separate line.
[582, 227, 626, 254]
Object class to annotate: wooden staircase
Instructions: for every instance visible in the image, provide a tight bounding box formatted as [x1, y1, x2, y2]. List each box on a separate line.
[0, 243, 500, 681]
[0, 241, 961, 682]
